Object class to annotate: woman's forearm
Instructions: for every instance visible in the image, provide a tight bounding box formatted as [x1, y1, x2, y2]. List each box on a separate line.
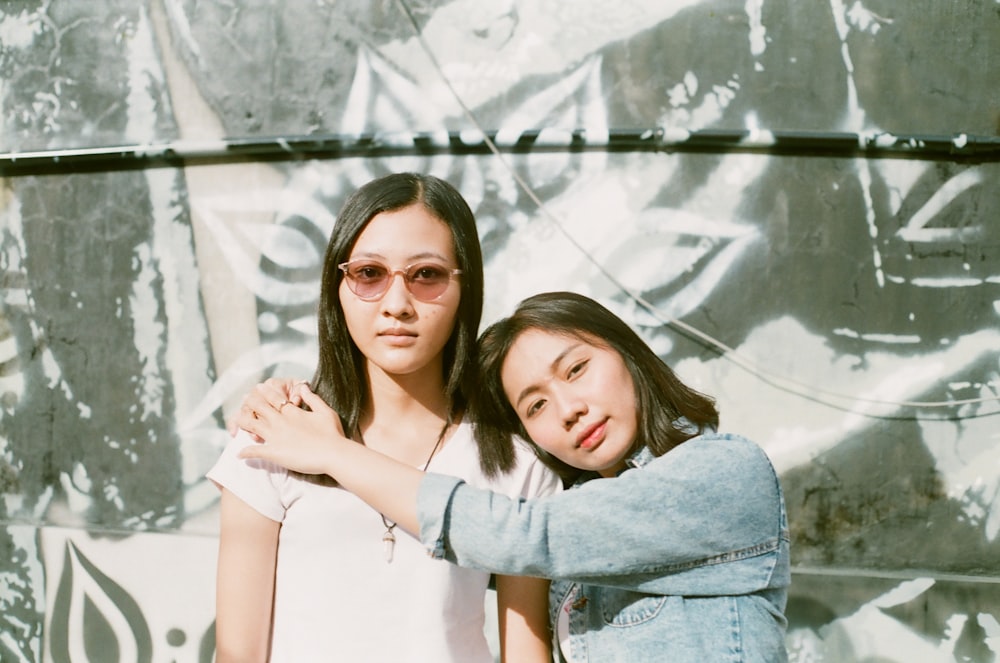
[215, 489, 279, 662]
[496, 574, 552, 663]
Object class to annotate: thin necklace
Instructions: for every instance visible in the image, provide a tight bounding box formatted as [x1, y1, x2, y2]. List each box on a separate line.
[373, 422, 449, 563]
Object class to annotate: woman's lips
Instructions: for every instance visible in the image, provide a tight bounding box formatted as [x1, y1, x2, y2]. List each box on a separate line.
[577, 419, 607, 450]
[379, 328, 417, 346]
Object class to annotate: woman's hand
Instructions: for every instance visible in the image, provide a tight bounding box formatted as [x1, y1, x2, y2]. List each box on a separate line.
[228, 377, 310, 438]
[238, 386, 348, 477]
[239, 385, 425, 535]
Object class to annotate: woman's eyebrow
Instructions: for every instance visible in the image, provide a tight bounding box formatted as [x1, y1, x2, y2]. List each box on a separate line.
[349, 250, 449, 262]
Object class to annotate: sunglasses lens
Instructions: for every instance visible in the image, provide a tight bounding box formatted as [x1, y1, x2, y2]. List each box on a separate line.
[344, 262, 390, 299]
[406, 264, 452, 300]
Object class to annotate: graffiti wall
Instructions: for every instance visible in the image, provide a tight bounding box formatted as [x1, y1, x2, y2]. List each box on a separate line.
[1, 0, 998, 661]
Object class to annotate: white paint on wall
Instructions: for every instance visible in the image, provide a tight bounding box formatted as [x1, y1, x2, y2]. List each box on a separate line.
[832, 578, 981, 661]
[831, 330, 921, 344]
[161, 0, 202, 62]
[125, 8, 161, 145]
[58, 463, 94, 518]
[979, 613, 1000, 653]
[381, 0, 705, 114]
[919, 394, 1000, 541]
[745, 0, 767, 56]
[2, 525, 44, 662]
[341, 47, 451, 133]
[0, 198, 28, 404]
[663, 76, 741, 129]
[873, 159, 927, 216]
[675, 315, 1000, 476]
[897, 169, 984, 243]
[0, 7, 44, 50]
[668, 72, 699, 108]
[129, 243, 168, 420]
[39, 527, 218, 663]
[846, 1, 892, 35]
[495, 56, 607, 141]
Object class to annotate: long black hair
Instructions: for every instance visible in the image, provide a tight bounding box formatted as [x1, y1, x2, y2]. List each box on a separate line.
[312, 172, 484, 439]
[473, 291, 719, 483]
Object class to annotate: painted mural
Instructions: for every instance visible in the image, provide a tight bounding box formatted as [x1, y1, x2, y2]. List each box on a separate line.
[1, 0, 998, 661]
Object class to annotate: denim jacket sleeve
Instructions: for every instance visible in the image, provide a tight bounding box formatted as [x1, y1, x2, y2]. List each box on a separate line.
[417, 433, 789, 597]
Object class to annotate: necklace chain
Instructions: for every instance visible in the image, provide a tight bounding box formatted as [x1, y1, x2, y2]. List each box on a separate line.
[372, 422, 449, 563]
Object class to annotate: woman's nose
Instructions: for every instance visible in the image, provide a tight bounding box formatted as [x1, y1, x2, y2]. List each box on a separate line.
[556, 391, 587, 428]
[379, 273, 415, 317]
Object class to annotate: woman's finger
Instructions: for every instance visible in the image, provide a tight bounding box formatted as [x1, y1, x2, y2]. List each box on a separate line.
[244, 389, 276, 414]
[232, 401, 266, 438]
[254, 380, 291, 413]
[288, 380, 310, 406]
[297, 388, 347, 437]
[262, 377, 305, 407]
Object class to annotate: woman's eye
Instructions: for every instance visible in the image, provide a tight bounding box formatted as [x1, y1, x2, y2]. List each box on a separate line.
[411, 265, 448, 282]
[567, 360, 587, 378]
[526, 400, 545, 417]
[355, 265, 386, 281]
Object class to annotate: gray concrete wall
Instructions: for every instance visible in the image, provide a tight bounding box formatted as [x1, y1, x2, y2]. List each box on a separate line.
[1, 1, 998, 661]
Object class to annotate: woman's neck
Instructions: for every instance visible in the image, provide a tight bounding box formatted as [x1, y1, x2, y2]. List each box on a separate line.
[359, 362, 454, 463]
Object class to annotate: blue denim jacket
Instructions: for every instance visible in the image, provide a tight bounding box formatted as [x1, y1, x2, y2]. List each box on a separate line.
[418, 433, 790, 662]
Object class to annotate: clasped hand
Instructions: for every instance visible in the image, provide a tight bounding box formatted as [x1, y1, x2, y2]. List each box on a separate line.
[231, 379, 346, 477]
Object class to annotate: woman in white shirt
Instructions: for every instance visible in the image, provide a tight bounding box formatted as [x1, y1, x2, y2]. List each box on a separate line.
[208, 173, 560, 662]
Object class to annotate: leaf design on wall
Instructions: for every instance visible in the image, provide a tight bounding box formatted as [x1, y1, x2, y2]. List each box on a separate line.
[882, 165, 994, 288]
[49, 541, 152, 663]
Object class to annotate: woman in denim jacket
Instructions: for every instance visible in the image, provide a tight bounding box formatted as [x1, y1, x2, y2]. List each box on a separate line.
[238, 291, 791, 662]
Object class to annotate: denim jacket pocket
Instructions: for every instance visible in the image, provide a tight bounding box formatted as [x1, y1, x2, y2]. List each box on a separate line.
[598, 588, 667, 627]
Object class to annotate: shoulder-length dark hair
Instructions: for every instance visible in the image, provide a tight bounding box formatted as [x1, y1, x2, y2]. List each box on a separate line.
[473, 291, 719, 483]
[311, 172, 484, 438]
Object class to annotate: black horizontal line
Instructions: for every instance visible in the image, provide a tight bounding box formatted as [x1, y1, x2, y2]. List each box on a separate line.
[2, 128, 998, 175]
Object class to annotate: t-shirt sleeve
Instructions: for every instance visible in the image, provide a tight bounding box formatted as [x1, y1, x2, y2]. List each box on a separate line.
[206, 430, 288, 523]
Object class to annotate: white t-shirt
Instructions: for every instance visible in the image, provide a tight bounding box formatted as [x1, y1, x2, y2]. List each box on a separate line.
[208, 420, 561, 663]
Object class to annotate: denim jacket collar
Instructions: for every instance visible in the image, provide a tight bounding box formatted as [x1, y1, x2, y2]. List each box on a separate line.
[622, 419, 715, 473]
[625, 445, 655, 470]
[572, 443, 661, 483]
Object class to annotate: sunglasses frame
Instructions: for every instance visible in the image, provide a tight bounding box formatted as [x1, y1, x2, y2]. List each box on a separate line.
[337, 259, 462, 302]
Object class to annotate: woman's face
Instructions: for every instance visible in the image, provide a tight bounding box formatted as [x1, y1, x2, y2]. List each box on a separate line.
[339, 203, 461, 380]
[500, 329, 638, 477]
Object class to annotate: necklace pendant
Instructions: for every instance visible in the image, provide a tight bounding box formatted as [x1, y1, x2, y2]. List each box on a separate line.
[372, 426, 445, 564]
[382, 530, 396, 563]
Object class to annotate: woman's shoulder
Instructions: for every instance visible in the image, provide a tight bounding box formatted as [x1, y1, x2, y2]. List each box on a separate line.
[494, 435, 563, 497]
[633, 434, 784, 515]
[208, 430, 295, 522]
[691, 431, 760, 448]
[209, 430, 278, 476]
[446, 422, 561, 497]
[654, 432, 775, 476]
[208, 429, 324, 495]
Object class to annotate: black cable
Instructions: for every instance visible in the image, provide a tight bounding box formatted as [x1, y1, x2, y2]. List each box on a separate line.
[2, 128, 998, 176]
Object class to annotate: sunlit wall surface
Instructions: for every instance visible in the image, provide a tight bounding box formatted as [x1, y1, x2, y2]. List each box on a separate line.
[1, 1, 999, 661]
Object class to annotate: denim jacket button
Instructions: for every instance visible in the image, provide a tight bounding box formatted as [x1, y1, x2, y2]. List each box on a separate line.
[571, 596, 589, 610]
